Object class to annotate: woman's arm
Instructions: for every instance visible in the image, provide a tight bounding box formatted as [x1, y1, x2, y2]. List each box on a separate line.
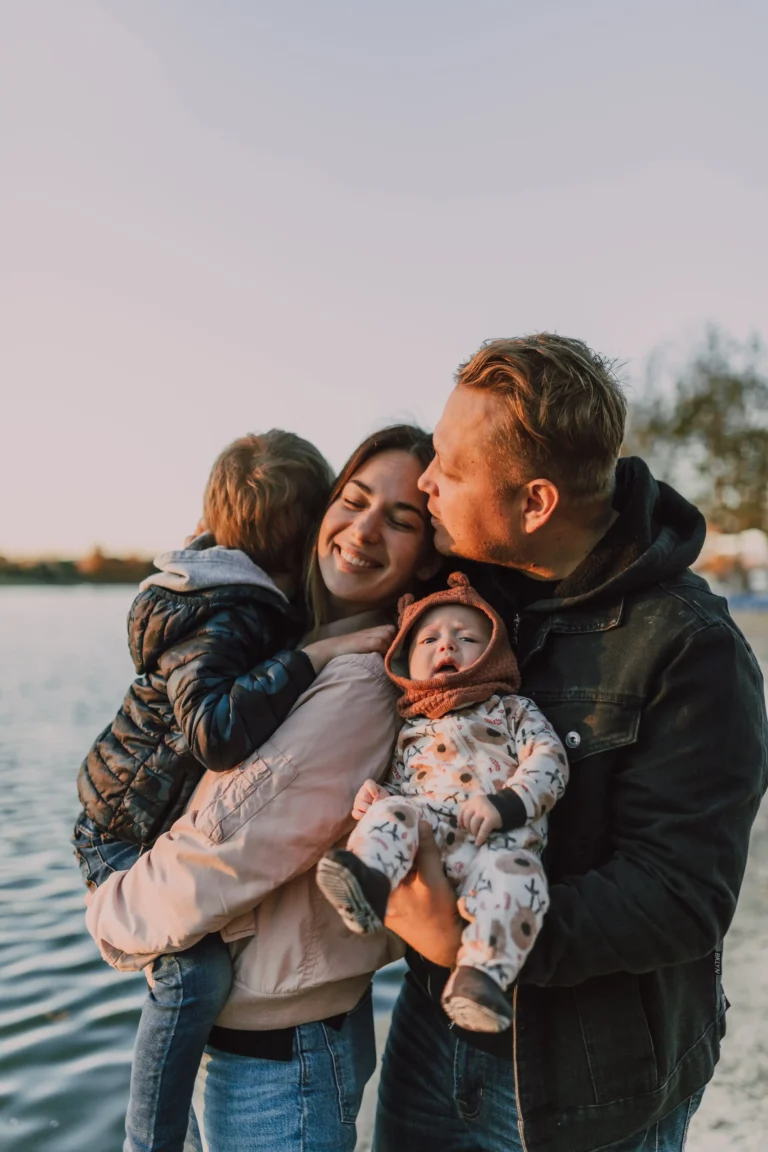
[85, 654, 399, 969]
[159, 609, 316, 773]
[383, 821, 464, 969]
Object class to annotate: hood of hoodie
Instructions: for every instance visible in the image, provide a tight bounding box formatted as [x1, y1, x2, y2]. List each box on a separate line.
[490, 457, 707, 615]
[385, 573, 521, 720]
[140, 532, 289, 603]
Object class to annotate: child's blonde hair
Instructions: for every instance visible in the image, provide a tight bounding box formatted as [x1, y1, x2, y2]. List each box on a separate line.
[203, 430, 334, 573]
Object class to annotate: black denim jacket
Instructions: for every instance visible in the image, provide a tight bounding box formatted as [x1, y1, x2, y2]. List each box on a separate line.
[413, 458, 768, 1152]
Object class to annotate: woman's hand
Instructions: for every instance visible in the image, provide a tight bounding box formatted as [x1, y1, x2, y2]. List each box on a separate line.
[384, 821, 463, 969]
[302, 625, 396, 674]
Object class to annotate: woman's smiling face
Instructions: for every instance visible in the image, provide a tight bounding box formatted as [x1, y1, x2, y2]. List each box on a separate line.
[317, 449, 433, 616]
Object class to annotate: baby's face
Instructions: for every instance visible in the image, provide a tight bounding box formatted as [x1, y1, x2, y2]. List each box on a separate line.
[408, 604, 492, 681]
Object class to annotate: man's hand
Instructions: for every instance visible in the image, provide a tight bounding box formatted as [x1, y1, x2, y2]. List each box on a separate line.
[352, 778, 390, 820]
[458, 794, 502, 846]
[384, 821, 463, 968]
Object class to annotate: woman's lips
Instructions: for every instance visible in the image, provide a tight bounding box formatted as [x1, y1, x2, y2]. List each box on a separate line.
[333, 544, 381, 572]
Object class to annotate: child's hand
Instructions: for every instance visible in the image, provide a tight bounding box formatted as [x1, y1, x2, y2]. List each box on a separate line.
[352, 778, 390, 820]
[184, 518, 207, 546]
[302, 625, 396, 674]
[458, 795, 502, 846]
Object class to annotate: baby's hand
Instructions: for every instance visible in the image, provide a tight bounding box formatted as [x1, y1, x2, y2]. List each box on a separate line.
[352, 778, 390, 820]
[458, 795, 502, 846]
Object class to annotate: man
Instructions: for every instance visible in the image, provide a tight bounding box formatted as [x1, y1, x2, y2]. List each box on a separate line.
[376, 334, 768, 1152]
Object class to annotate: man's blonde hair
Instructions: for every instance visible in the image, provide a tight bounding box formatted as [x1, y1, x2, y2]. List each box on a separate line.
[203, 430, 334, 573]
[456, 334, 627, 501]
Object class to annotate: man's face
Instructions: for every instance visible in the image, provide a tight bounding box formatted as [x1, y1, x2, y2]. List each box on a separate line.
[419, 386, 525, 565]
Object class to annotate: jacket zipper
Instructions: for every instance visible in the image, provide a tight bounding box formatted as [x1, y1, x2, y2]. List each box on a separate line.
[512, 613, 521, 645]
[512, 986, 529, 1152]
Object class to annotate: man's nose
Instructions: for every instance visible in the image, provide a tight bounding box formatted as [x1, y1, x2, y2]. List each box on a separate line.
[418, 463, 435, 495]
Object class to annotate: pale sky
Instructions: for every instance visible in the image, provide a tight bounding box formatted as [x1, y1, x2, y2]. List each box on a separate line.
[2, 0, 766, 557]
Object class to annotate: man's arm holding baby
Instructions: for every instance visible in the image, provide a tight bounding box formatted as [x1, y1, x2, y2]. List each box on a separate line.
[383, 821, 465, 968]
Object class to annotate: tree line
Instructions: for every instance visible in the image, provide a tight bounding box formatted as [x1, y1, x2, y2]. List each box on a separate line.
[627, 327, 768, 533]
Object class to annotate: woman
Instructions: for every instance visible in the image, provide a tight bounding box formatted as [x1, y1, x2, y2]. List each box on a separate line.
[86, 425, 439, 1152]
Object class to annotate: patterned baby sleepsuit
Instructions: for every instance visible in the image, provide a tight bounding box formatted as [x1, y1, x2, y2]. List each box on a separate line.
[347, 692, 568, 994]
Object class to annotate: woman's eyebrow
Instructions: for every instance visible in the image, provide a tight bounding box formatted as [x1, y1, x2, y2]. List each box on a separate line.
[350, 479, 425, 520]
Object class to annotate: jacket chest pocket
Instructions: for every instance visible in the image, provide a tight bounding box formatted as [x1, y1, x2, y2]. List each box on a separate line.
[524, 693, 642, 876]
[195, 739, 299, 844]
[528, 693, 641, 764]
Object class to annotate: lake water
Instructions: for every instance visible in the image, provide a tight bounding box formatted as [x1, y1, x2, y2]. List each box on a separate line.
[0, 588, 403, 1152]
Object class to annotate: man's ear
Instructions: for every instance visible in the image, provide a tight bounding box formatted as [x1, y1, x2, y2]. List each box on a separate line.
[521, 479, 559, 534]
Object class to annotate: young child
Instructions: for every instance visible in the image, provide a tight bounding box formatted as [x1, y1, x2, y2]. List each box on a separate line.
[316, 572, 569, 1033]
[73, 430, 390, 1152]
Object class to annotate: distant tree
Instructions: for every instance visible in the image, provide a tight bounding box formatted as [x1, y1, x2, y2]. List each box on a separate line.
[627, 327, 768, 532]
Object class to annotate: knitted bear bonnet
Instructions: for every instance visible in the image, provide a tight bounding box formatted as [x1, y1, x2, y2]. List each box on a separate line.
[384, 572, 521, 720]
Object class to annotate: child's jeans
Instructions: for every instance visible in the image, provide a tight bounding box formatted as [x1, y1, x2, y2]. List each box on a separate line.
[73, 813, 233, 1152]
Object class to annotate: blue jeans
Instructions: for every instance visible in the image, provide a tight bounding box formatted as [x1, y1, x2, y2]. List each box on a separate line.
[73, 814, 233, 1152]
[374, 973, 704, 1152]
[182, 988, 377, 1152]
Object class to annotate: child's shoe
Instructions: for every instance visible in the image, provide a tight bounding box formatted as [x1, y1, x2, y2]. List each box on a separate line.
[442, 965, 514, 1032]
[316, 849, 390, 935]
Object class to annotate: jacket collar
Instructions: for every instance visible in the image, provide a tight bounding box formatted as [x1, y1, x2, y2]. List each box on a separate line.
[309, 609, 389, 644]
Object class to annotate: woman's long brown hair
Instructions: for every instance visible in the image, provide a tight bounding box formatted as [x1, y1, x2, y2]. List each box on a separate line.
[305, 424, 436, 633]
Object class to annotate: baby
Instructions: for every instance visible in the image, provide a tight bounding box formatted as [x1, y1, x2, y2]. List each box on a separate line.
[317, 573, 569, 1033]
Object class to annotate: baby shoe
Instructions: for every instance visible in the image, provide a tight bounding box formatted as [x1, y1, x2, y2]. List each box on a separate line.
[442, 965, 514, 1032]
[316, 850, 391, 935]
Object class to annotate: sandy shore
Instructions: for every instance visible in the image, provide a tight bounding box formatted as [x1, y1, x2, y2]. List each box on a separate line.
[356, 611, 768, 1151]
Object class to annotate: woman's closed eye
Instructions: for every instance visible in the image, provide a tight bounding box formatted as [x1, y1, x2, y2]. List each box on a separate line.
[342, 495, 417, 532]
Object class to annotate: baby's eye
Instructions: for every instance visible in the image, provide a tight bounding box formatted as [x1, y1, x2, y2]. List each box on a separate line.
[421, 636, 437, 644]
[460, 636, 480, 643]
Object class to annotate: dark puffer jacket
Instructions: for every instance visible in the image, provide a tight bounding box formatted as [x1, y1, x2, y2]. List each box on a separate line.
[77, 539, 315, 845]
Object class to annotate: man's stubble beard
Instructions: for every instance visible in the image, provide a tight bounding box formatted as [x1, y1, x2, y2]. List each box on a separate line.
[475, 535, 533, 569]
[436, 525, 534, 571]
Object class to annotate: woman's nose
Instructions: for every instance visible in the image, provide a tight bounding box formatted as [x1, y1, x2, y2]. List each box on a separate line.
[350, 509, 381, 544]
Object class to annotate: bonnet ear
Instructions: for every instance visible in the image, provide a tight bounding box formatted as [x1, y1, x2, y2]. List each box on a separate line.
[397, 593, 415, 625]
[447, 572, 471, 589]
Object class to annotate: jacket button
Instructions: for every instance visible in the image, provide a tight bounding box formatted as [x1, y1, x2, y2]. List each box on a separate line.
[565, 731, 581, 748]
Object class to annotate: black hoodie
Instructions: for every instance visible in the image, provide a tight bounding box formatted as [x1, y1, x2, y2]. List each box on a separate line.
[409, 458, 768, 1152]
